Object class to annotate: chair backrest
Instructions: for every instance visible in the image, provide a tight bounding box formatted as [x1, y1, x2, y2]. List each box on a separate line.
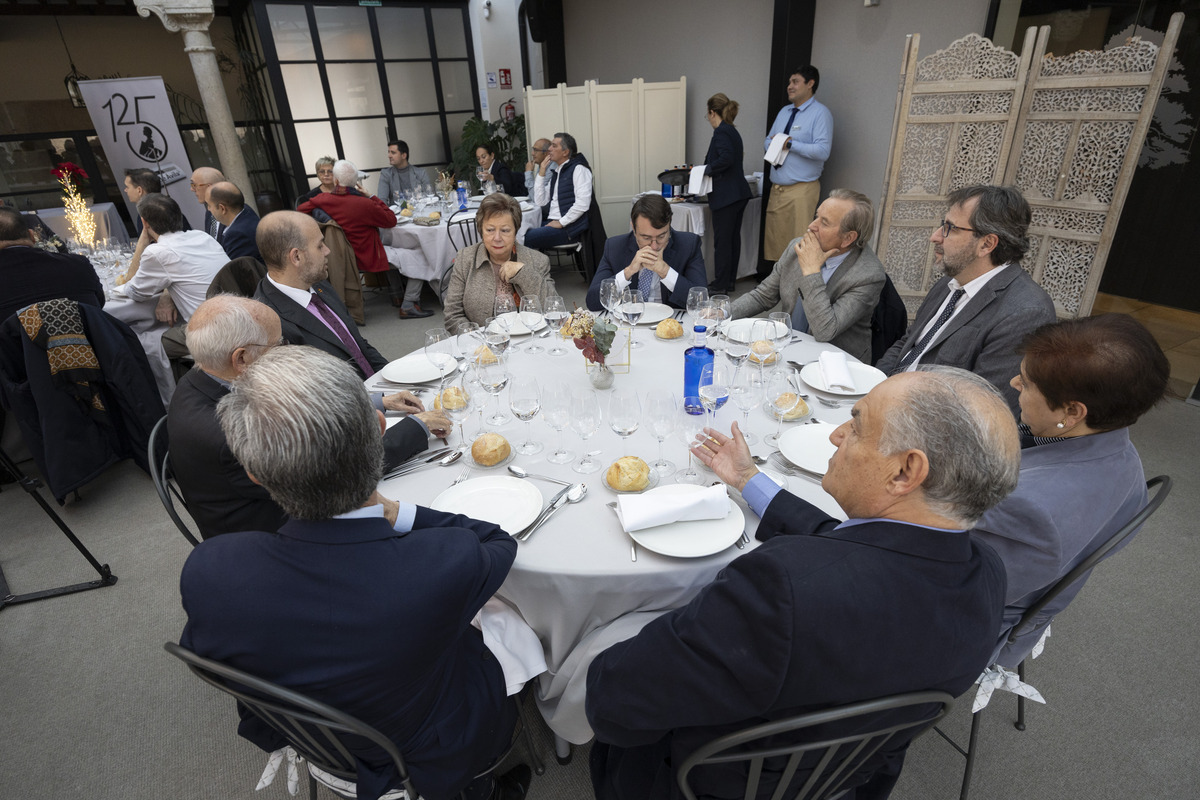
[207, 256, 268, 299]
[676, 691, 955, 800]
[147, 415, 201, 547]
[1007, 474, 1172, 645]
[446, 210, 479, 252]
[164, 641, 419, 799]
[870, 273, 907, 366]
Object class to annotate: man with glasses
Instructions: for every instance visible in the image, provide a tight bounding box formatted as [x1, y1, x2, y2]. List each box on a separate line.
[585, 193, 705, 311]
[190, 166, 226, 241]
[524, 137, 554, 196]
[876, 184, 1056, 414]
[526, 132, 592, 249]
[169, 294, 447, 539]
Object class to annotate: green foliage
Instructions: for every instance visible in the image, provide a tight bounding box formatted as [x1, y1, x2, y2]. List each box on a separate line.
[449, 113, 527, 191]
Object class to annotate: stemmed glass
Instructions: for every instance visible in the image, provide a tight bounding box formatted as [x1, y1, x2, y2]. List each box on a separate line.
[442, 371, 474, 447]
[600, 278, 621, 322]
[770, 311, 793, 351]
[569, 389, 603, 474]
[686, 286, 709, 333]
[707, 295, 731, 356]
[520, 296, 545, 354]
[644, 390, 677, 476]
[509, 376, 543, 455]
[483, 316, 511, 358]
[543, 295, 569, 357]
[675, 404, 707, 485]
[619, 288, 645, 349]
[494, 295, 518, 352]
[723, 327, 750, 378]
[424, 328, 454, 390]
[542, 383, 575, 464]
[608, 389, 641, 457]
[474, 355, 511, 427]
[730, 366, 760, 446]
[750, 320, 778, 383]
[764, 369, 801, 448]
[698, 362, 730, 430]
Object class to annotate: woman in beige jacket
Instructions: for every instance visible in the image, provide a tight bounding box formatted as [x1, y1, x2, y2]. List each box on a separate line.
[443, 193, 554, 333]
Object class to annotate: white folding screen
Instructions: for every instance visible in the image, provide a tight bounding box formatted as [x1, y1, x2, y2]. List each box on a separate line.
[525, 77, 687, 237]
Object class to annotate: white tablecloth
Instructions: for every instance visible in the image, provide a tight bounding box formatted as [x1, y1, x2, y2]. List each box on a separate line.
[375, 326, 856, 743]
[35, 202, 130, 246]
[382, 205, 542, 283]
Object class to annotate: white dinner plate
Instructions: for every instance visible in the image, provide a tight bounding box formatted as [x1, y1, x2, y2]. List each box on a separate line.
[469, 194, 488, 202]
[777, 422, 839, 476]
[799, 360, 886, 396]
[626, 484, 745, 558]
[633, 303, 673, 325]
[431, 476, 542, 535]
[724, 318, 788, 343]
[489, 311, 546, 336]
[394, 215, 413, 225]
[519, 201, 535, 212]
[379, 352, 457, 384]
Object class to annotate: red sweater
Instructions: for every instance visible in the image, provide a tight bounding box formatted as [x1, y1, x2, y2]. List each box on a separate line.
[299, 191, 397, 273]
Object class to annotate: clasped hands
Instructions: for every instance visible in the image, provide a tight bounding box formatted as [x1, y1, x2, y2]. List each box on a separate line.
[625, 246, 668, 280]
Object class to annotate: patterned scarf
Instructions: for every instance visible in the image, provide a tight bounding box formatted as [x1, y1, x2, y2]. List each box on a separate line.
[18, 299, 106, 412]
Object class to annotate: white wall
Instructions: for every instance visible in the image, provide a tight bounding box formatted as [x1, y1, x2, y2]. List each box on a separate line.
[562, 0, 773, 175]
[810, 0, 993, 225]
[468, 0, 527, 121]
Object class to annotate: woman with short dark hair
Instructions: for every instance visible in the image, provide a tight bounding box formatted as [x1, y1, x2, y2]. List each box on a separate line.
[971, 313, 1170, 666]
[475, 143, 524, 198]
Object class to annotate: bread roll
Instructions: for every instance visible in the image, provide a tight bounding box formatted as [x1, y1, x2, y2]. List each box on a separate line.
[748, 340, 777, 364]
[471, 432, 511, 466]
[428, 211, 441, 220]
[400, 207, 413, 217]
[607, 456, 650, 492]
[473, 345, 499, 365]
[435, 386, 467, 411]
[655, 318, 684, 339]
[772, 392, 809, 420]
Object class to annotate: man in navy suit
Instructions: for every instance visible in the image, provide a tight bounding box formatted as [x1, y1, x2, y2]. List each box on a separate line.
[205, 181, 261, 262]
[585, 194, 706, 311]
[190, 166, 226, 241]
[179, 345, 529, 800]
[586, 367, 1017, 800]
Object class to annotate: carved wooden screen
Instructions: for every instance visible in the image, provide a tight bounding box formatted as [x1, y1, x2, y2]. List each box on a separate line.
[877, 13, 1183, 318]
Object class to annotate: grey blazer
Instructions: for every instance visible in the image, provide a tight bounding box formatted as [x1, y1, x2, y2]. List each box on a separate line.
[731, 242, 885, 363]
[443, 242, 554, 332]
[876, 264, 1056, 414]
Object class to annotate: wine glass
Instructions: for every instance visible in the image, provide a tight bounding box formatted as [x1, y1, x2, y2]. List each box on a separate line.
[519, 296, 545, 354]
[442, 371, 474, 447]
[483, 316, 511, 358]
[543, 295, 569, 357]
[569, 389, 602, 474]
[608, 389, 641, 457]
[686, 286, 709, 332]
[619, 288, 645, 349]
[723, 326, 750, 377]
[730, 366, 760, 446]
[769, 311, 793, 351]
[698, 362, 730, 430]
[509, 376, 543, 455]
[474, 355, 511, 427]
[599, 278, 620, 322]
[707, 295, 731, 356]
[424, 328, 454, 390]
[764, 368, 801, 448]
[644, 390, 677, 476]
[494, 295, 519, 353]
[542, 383, 575, 464]
[749, 320, 779, 380]
[674, 404, 707, 485]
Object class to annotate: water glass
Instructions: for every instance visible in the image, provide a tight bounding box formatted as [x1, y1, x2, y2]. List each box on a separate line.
[608, 389, 641, 456]
[770, 311, 793, 350]
[424, 328, 454, 389]
[619, 289, 645, 349]
[543, 295, 569, 357]
[764, 369, 801, 447]
[686, 286, 709, 332]
[730, 367, 760, 446]
[442, 372, 474, 446]
[600, 278, 620, 321]
[674, 405, 707, 485]
[645, 390, 677, 476]
[509, 376, 543, 455]
[494, 295, 519, 353]
[520, 296, 545, 354]
[569, 389, 602, 474]
[474, 355, 511, 427]
[483, 316, 511, 358]
[543, 383, 575, 464]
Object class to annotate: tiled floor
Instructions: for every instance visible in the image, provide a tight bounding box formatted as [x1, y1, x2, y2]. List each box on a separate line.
[1092, 293, 1200, 399]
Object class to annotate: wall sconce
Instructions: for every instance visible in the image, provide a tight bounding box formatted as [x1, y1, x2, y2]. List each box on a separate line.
[54, 15, 89, 109]
[483, 0, 492, 20]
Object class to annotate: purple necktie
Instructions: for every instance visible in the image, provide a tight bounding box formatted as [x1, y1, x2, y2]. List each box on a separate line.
[308, 292, 375, 378]
[895, 288, 966, 372]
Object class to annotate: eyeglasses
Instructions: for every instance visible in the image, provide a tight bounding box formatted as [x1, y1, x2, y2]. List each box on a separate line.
[938, 219, 978, 237]
[634, 231, 670, 246]
[532, 147, 549, 153]
[190, 181, 211, 190]
[245, 336, 288, 350]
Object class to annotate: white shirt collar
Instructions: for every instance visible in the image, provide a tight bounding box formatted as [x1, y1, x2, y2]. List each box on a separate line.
[267, 273, 314, 308]
[949, 262, 1010, 299]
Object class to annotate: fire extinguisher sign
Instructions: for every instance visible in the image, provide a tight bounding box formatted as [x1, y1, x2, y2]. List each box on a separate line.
[499, 69, 512, 90]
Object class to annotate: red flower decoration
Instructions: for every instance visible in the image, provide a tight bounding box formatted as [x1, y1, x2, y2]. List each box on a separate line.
[51, 161, 88, 182]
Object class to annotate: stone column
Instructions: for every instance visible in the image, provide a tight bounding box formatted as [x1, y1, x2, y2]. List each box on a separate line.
[135, 0, 257, 213]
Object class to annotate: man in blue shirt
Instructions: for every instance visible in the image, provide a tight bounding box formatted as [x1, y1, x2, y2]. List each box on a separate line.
[762, 65, 833, 278]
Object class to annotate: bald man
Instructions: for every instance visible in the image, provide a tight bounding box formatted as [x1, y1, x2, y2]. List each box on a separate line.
[206, 181, 261, 262]
[170, 295, 448, 538]
[191, 166, 227, 241]
[524, 137, 554, 196]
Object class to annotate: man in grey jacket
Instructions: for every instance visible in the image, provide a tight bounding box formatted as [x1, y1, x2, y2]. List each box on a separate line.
[731, 188, 884, 363]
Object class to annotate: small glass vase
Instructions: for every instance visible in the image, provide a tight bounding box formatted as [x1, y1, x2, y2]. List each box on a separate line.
[587, 362, 615, 390]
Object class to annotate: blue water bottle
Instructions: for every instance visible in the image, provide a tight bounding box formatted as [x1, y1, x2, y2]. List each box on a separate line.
[683, 325, 714, 415]
[661, 182, 671, 199]
[456, 181, 468, 211]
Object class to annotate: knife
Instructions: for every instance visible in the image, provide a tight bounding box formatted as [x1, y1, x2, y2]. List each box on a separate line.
[382, 447, 454, 480]
[517, 485, 571, 541]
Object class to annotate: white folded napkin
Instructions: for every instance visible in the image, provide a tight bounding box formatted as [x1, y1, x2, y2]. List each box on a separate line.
[688, 165, 712, 196]
[818, 350, 855, 392]
[616, 484, 730, 533]
[765, 133, 790, 167]
[472, 597, 547, 695]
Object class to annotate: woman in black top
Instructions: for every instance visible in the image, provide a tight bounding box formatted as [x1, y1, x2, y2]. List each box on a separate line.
[703, 94, 753, 293]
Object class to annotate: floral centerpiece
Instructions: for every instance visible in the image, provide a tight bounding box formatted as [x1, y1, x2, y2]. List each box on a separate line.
[51, 161, 95, 248]
[559, 308, 628, 386]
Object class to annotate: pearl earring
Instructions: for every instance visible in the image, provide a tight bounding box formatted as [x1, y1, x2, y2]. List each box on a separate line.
[1056, 422, 1065, 429]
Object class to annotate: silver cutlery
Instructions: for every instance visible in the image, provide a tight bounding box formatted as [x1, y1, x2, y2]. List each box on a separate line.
[451, 465, 472, 485]
[817, 396, 843, 408]
[767, 452, 824, 483]
[537, 327, 554, 338]
[606, 501, 638, 561]
[382, 446, 454, 478]
[737, 531, 750, 549]
[385, 449, 461, 479]
[517, 485, 571, 540]
[519, 483, 586, 541]
[507, 465, 572, 486]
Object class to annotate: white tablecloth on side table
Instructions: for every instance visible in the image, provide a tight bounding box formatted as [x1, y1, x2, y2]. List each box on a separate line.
[635, 193, 763, 282]
[375, 325, 856, 744]
[382, 205, 542, 283]
[35, 202, 130, 246]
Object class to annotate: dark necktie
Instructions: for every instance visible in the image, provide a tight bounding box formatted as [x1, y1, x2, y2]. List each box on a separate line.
[781, 106, 799, 145]
[209, 216, 220, 239]
[308, 292, 375, 378]
[894, 288, 967, 372]
[637, 269, 655, 302]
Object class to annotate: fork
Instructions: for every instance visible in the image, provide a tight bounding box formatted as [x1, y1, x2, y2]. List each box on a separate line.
[451, 465, 472, 485]
[606, 501, 638, 561]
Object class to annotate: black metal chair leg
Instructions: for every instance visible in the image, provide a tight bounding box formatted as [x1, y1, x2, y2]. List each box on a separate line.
[959, 709, 983, 800]
[1015, 659, 1027, 731]
[515, 692, 546, 776]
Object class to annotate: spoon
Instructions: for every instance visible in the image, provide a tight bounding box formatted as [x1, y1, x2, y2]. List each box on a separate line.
[508, 465, 572, 486]
[521, 483, 587, 541]
[384, 449, 461, 479]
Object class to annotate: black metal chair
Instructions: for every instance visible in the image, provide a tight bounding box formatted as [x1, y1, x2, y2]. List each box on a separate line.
[944, 474, 1173, 800]
[166, 641, 543, 799]
[676, 691, 955, 800]
[446, 210, 479, 251]
[147, 415, 201, 547]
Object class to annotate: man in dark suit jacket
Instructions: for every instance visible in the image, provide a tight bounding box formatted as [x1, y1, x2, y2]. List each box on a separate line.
[586, 367, 1018, 800]
[253, 211, 390, 380]
[876, 185, 1056, 414]
[168, 295, 448, 539]
[190, 166, 226, 241]
[179, 346, 527, 800]
[206, 181, 262, 262]
[0, 208, 104, 323]
[585, 194, 706, 311]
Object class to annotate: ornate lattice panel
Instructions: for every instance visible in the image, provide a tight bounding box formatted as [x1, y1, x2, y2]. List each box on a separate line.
[877, 16, 1182, 320]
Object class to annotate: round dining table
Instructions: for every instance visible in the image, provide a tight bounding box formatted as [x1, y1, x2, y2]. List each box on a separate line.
[374, 316, 861, 746]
